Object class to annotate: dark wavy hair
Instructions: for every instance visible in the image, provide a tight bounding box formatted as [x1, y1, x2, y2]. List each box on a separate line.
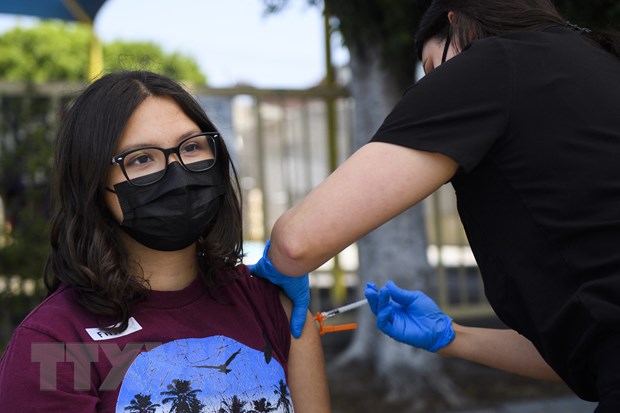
[414, 0, 620, 60]
[44, 71, 243, 331]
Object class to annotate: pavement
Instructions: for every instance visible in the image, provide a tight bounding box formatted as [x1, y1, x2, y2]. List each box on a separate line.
[437, 394, 597, 413]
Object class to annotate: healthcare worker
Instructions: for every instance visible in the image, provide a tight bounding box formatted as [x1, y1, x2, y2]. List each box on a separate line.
[250, 0, 620, 411]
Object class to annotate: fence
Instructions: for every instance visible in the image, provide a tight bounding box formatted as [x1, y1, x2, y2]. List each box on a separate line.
[0, 81, 493, 348]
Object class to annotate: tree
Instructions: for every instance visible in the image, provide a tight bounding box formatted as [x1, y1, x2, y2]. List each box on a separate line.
[0, 93, 55, 351]
[272, 380, 292, 413]
[0, 21, 206, 84]
[160, 379, 204, 413]
[263, 0, 620, 409]
[248, 397, 277, 413]
[218, 395, 247, 413]
[0, 22, 89, 82]
[104, 40, 205, 84]
[124, 393, 161, 413]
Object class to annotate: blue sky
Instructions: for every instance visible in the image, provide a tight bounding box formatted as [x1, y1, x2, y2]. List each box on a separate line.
[0, 0, 349, 88]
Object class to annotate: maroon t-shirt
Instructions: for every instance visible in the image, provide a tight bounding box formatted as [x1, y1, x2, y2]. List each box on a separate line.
[0, 265, 292, 413]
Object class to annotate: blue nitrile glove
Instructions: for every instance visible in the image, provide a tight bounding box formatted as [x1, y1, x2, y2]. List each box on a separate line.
[364, 280, 455, 352]
[248, 240, 310, 339]
[365, 282, 381, 315]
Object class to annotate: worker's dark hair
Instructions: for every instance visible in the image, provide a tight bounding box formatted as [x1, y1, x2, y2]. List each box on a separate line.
[414, 0, 620, 59]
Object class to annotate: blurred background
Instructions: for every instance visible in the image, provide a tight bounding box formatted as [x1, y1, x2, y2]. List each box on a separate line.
[0, 1, 616, 412]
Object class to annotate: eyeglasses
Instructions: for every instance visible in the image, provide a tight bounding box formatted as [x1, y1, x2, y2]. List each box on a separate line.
[111, 132, 218, 186]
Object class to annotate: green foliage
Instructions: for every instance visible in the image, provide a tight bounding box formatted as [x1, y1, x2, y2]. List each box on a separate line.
[0, 95, 56, 280]
[0, 22, 90, 82]
[104, 40, 205, 84]
[0, 21, 206, 84]
[0, 95, 55, 351]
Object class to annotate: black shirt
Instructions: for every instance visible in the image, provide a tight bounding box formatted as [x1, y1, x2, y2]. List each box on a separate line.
[371, 26, 620, 399]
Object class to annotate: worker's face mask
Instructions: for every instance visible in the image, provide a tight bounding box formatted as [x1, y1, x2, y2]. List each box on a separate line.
[109, 162, 226, 251]
[441, 32, 451, 64]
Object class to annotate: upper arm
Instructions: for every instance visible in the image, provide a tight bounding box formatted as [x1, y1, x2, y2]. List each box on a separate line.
[278, 293, 331, 412]
[270, 142, 458, 275]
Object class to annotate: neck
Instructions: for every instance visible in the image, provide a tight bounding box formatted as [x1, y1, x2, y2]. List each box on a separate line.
[123, 235, 199, 291]
[143, 253, 198, 291]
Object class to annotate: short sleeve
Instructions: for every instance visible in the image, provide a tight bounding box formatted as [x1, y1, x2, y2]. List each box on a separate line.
[233, 265, 291, 371]
[0, 327, 100, 412]
[370, 37, 512, 173]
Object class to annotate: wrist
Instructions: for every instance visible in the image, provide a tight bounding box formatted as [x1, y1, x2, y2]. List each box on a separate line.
[436, 321, 461, 356]
[429, 317, 455, 352]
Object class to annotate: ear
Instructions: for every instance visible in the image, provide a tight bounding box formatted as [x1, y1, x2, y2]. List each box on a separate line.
[447, 11, 455, 23]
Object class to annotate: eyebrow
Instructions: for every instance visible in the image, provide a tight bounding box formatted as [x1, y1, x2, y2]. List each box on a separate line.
[116, 129, 202, 154]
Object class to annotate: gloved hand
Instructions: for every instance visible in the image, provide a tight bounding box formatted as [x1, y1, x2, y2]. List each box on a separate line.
[248, 240, 309, 339]
[364, 280, 455, 352]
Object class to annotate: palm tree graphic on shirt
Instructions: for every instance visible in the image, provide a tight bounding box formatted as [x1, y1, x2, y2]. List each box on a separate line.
[117, 337, 294, 412]
[273, 379, 293, 413]
[159, 379, 204, 413]
[123, 393, 160, 413]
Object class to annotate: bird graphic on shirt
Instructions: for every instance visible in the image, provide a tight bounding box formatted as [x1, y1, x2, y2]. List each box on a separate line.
[194, 348, 242, 374]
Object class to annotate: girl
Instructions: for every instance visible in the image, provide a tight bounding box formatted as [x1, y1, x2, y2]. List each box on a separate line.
[0, 71, 330, 413]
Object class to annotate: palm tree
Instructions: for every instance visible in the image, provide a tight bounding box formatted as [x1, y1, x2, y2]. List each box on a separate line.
[272, 380, 292, 413]
[160, 379, 203, 413]
[248, 397, 276, 413]
[189, 396, 206, 413]
[218, 395, 247, 413]
[124, 393, 161, 413]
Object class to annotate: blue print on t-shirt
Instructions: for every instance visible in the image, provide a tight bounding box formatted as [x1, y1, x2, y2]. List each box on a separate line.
[116, 335, 293, 412]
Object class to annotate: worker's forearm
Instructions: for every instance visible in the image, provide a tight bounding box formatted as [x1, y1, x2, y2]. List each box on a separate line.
[438, 323, 562, 382]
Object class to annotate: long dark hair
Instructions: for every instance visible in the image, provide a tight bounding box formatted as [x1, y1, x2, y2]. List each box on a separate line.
[414, 0, 620, 59]
[45, 71, 243, 330]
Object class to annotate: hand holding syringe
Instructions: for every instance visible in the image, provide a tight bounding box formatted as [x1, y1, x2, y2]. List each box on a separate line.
[314, 299, 367, 335]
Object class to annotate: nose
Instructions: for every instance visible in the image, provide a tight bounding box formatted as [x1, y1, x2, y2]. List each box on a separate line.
[167, 151, 183, 165]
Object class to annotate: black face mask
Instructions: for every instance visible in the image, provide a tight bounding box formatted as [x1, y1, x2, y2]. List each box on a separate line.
[110, 162, 226, 251]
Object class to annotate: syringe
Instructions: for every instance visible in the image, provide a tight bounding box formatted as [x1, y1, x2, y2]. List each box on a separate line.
[320, 298, 367, 320]
[314, 298, 367, 335]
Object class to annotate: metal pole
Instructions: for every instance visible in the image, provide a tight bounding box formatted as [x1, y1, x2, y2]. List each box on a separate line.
[323, 5, 346, 305]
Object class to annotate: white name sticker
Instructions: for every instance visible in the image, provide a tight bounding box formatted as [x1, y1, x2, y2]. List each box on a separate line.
[85, 317, 143, 341]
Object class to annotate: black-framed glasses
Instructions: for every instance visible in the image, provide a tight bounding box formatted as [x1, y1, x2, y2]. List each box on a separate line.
[111, 132, 218, 186]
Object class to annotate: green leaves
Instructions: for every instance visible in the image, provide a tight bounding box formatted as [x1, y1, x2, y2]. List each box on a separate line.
[104, 41, 206, 84]
[0, 22, 89, 82]
[0, 21, 207, 84]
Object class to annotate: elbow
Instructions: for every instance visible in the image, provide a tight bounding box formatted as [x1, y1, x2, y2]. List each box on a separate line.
[271, 230, 308, 262]
[269, 220, 314, 275]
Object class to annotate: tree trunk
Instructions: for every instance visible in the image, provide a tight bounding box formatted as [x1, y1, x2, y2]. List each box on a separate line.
[330, 41, 465, 410]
